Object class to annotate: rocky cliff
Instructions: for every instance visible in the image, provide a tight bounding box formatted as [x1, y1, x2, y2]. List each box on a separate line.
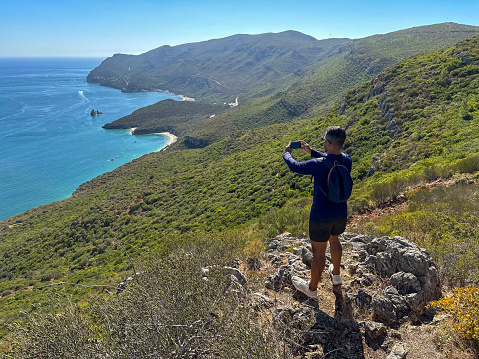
[184, 135, 209, 148]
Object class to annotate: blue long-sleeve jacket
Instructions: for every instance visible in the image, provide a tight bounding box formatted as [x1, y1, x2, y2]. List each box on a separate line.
[283, 149, 352, 220]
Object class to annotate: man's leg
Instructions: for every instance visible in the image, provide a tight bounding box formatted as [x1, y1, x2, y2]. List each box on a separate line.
[309, 241, 327, 291]
[329, 235, 342, 275]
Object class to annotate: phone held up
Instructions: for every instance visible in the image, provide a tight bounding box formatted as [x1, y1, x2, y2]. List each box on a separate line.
[290, 141, 302, 149]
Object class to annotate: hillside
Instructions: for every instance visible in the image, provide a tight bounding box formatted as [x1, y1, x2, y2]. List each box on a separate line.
[100, 23, 479, 147]
[87, 31, 351, 102]
[278, 22, 479, 116]
[87, 23, 479, 107]
[2, 35, 479, 353]
[102, 99, 228, 138]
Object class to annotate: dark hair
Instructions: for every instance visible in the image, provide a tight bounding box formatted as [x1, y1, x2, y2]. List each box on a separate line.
[325, 126, 346, 147]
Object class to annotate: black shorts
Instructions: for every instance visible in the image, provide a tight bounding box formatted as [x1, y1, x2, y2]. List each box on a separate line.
[309, 215, 347, 243]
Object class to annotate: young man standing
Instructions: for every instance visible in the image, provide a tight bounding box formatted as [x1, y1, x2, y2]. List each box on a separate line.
[283, 126, 352, 298]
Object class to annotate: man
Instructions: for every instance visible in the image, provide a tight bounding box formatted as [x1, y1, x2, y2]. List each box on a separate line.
[283, 126, 352, 298]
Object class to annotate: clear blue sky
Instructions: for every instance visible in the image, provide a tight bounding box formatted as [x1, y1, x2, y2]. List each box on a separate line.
[1, 0, 479, 57]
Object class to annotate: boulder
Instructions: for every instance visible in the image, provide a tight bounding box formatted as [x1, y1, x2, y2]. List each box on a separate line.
[390, 271, 421, 295]
[268, 239, 281, 251]
[362, 320, 387, 340]
[223, 266, 247, 285]
[265, 259, 308, 290]
[343, 234, 441, 323]
[386, 342, 408, 359]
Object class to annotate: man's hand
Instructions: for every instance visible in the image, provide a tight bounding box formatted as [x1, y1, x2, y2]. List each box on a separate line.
[284, 142, 292, 154]
[299, 140, 312, 155]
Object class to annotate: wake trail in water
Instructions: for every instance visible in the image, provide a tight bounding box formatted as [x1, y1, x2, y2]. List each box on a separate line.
[0, 97, 28, 122]
[78, 90, 90, 103]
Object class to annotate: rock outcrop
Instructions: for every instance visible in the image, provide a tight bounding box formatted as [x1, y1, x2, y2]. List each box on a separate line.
[184, 136, 209, 148]
[260, 232, 442, 358]
[117, 233, 441, 359]
[117, 231, 444, 358]
[265, 232, 441, 322]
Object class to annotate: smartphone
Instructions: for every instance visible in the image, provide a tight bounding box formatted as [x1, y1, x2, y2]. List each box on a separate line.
[290, 141, 301, 149]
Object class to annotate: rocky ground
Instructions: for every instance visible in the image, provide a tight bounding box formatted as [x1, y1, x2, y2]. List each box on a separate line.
[234, 232, 473, 359]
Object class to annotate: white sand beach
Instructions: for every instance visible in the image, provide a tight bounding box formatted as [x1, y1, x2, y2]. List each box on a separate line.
[158, 132, 178, 149]
[179, 95, 195, 101]
[129, 128, 177, 150]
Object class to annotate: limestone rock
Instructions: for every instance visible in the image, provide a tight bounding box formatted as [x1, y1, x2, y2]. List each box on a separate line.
[223, 266, 247, 285]
[265, 232, 441, 325]
[387, 342, 408, 359]
[275, 304, 315, 330]
[343, 233, 441, 323]
[390, 271, 421, 295]
[250, 292, 275, 310]
[257, 232, 442, 357]
[362, 320, 387, 340]
[371, 294, 397, 324]
[268, 239, 281, 251]
[264, 256, 308, 290]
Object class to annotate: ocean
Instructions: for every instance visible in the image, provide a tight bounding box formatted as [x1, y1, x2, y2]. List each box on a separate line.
[0, 58, 181, 221]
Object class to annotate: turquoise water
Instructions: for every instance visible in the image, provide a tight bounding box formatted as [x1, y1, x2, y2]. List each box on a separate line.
[0, 58, 181, 221]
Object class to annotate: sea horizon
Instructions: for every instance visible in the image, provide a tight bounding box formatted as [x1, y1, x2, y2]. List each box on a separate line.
[0, 57, 180, 221]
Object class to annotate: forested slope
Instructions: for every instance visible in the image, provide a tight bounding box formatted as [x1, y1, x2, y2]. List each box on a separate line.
[280, 22, 479, 116]
[106, 23, 479, 146]
[87, 31, 350, 101]
[102, 99, 229, 136]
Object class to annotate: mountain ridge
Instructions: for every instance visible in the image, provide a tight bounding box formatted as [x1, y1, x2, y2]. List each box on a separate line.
[87, 30, 351, 101]
[92, 23, 479, 148]
[87, 23, 479, 105]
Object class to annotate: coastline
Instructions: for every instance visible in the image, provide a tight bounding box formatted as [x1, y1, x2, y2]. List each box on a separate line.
[179, 94, 195, 102]
[129, 128, 177, 150]
[157, 132, 178, 149]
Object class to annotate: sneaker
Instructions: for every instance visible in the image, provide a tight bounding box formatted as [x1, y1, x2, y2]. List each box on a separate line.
[328, 264, 342, 285]
[291, 276, 318, 298]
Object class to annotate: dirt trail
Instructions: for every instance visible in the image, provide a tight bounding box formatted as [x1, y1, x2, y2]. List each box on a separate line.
[347, 179, 455, 230]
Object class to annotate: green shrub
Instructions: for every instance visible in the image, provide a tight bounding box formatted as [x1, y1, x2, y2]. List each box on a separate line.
[452, 154, 479, 174]
[7, 243, 291, 358]
[1, 290, 12, 297]
[369, 176, 410, 203]
[348, 196, 370, 214]
[255, 197, 311, 238]
[361, 183, 479, 287]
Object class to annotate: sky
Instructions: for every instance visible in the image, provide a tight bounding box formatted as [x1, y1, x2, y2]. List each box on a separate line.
[1, 0, 479, 58]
